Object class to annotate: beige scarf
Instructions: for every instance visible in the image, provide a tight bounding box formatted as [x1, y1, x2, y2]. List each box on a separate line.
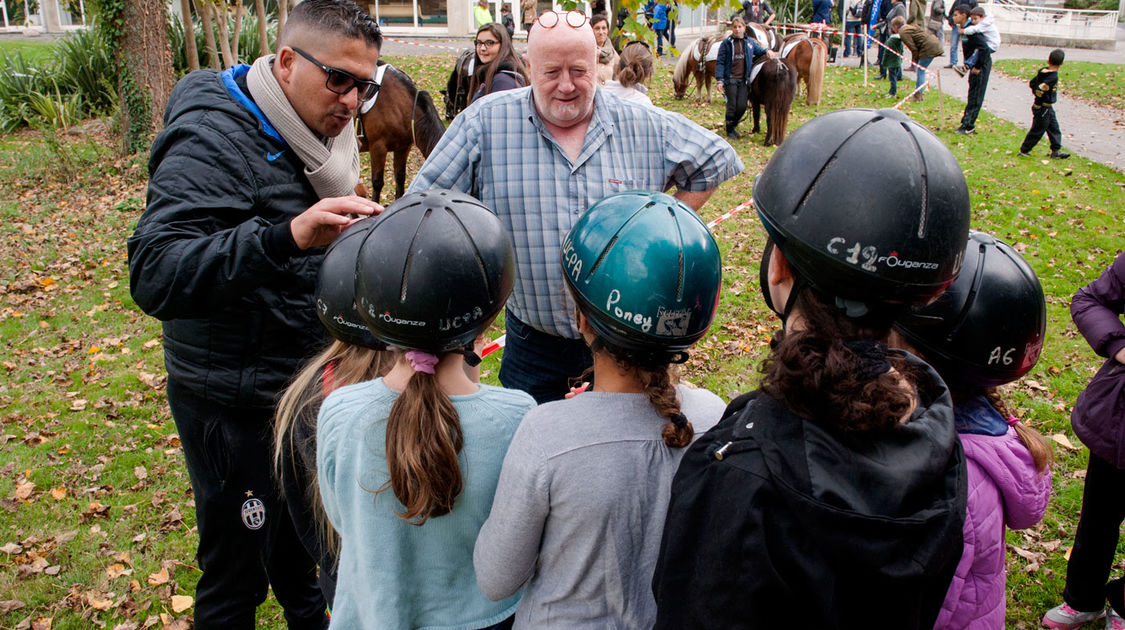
[246, 55, 360, 199]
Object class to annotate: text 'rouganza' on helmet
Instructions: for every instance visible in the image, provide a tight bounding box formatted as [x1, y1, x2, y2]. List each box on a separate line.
[354, 189, 515, 363]
[753, 108, 972, 314]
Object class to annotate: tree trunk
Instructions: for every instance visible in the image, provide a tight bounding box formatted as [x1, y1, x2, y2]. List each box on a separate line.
[119, 0, 174, 154]
[200, 2, 221, 69]
[215, 2, 234, 68]
[229, 3, 245, 65]
[275, 0, 285, 44]
[181, 0, 200, 72]
[255, 0, 269, 55]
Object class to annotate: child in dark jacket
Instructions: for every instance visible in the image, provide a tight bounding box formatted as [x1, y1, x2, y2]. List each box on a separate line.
[894, 231, 1052, 630]
[1019, 48, 1070, 159]
[884, 16, 905, 97]
[1042, 251, 1125, 630]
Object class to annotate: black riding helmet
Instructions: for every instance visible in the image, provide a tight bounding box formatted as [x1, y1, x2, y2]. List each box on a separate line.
[895, 231, 1046, 389]
[354, 190, 514, 364]
[754, 108, 971, 317]
[316, 217, 386, 350]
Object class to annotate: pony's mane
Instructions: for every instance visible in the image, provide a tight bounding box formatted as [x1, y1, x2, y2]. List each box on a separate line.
[672, 37, 698, 90]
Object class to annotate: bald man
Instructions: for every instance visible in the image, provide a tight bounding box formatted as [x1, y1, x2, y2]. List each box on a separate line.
[127, 1, 381, 627]
[409, 12, 742, 404]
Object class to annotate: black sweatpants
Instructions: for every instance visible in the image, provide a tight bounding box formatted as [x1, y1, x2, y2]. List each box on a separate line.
[959, 32, 991, 130]
[167, 379, 328, 630]
[724, 82, 749, 135]
[1063, 451, 1125, 613]
[1020, 105, 1062, 153]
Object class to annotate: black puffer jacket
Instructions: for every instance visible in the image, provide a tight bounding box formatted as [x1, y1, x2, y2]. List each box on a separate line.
[128, 67, 329, 409]
[652, 354, 967, 629]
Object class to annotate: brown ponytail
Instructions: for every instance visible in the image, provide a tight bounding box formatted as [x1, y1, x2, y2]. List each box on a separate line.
[985, 389, 1053, 473]
[761, 288, 918, 432]
[379, 368, 465, 525]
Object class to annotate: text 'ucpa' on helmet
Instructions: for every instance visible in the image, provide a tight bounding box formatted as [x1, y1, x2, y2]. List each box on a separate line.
[354, 189, 515, 358]
[561, 191, 722, 355]
[894, 230, 1046, 389]
[753, 108, 971, 312]
[316, 217, 386, 350]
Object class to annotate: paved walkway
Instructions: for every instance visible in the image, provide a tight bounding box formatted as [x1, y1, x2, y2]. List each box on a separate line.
[837, 24, 1125, 171]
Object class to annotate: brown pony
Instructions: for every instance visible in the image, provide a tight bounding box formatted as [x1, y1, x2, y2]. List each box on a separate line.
[357, 63, 445, 204]
[749, 57, 797, 146]
[781, 33, 827, 106]
[672, 34, 724, 103]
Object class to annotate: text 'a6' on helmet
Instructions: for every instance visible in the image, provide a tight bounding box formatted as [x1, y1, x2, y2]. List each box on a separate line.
[561, 191, 722, 354]
[894, 230, 1046, 389]
[354, 189, 515, 355]
[316, 217, 385, 350]
[753, 108, 971, 310]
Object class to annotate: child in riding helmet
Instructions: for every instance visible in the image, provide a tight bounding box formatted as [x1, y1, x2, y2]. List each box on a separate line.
[316, 190, 535, 630]
[273, 219, 393, 608]
[894, 231, 1053, 630]
[652, 108, 972, 629]
[473, 191, 727, 629]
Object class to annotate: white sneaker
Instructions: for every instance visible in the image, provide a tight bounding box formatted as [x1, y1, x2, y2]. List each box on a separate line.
[1107, 608, 1125, 630]
[1042, 603, 1105, 629]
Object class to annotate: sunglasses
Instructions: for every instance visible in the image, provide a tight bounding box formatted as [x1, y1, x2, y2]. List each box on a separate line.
[474, 38, 501, 48]
[535, 10, 588, 30]
[291, 46, 380, 102]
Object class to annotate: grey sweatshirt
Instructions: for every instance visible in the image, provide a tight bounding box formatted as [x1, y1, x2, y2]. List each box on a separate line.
[473, 385, 726, 629]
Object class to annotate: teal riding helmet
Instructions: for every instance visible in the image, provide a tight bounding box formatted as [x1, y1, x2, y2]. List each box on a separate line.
[561, 191, 722, 354]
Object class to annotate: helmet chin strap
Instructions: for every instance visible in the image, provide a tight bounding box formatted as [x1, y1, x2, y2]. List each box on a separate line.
[455, 345, 482, 367]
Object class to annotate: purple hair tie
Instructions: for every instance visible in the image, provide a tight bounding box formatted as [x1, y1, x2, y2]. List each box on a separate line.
[405, 350, 440, 375]
[1006, 414, 1019, 427]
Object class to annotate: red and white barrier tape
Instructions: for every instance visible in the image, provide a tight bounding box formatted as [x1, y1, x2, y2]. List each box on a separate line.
[707, 199, 754, 229]
[480, 334, 506, 358]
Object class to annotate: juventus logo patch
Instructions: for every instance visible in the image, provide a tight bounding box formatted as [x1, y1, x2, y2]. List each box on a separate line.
[241, 497, 266, 530]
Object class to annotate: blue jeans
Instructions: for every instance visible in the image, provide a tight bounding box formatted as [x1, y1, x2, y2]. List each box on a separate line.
[887, 66, 902, 95]
[949, 23, 960, 65]
[844, 20, 862, 56]
[915, 56, 933, 90]
[498, 310, 592, 404]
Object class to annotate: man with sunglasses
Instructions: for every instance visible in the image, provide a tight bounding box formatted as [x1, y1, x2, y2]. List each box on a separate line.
[127, 2, 381, 628]
[409, 10, 742, 405]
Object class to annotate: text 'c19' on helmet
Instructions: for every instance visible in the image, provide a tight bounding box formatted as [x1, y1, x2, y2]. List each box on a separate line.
[894, 230, 1046, 389]
[753, 108, 971, 312]
[354, 189, 515, 358]
[561, 191, 722, 354]
[316, 217, 385, 350]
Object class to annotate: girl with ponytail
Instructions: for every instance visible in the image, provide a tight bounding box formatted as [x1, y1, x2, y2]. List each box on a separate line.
[893, 231, 1052, 630]
[473, 192, 725, 628]
[316, 191, 533, 630]
[652, 108, 973, 628]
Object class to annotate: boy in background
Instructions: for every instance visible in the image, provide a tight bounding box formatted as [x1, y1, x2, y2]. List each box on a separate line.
[1019, 48, 1070, 159]
[953, 6, 998, 76]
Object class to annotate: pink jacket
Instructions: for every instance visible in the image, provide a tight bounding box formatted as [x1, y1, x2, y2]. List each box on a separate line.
[934, 425, 1052, 629]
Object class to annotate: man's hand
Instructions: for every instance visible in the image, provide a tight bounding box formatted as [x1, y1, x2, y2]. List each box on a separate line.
[766, 49, 780, 59]
[290, 196, 382, 250]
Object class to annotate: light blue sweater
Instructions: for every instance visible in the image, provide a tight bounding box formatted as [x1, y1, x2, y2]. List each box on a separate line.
[318, 379, 536, 630]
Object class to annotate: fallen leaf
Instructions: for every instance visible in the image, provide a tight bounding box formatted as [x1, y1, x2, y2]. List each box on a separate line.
[14, 480, 34, 500]
[170, 595, 193, 613]
[86, 592, 113, 611]
[1, 542, 23, 554]
[133, 466, 147, 481]
[49, 487, 66, 500]
[106, 563, 131, 579]
[147, 568, 169, 586]
[0, 600, 25, 613]
[43, 565, 60, 576]
[30, 618, 51, 630]
[1050, 434, 1078, 450]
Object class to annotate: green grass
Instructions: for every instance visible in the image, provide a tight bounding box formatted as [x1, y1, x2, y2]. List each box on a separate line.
[995, 58, 1125, 112]
[0, 39, 57, 67]
[1, 55, 1124, 628]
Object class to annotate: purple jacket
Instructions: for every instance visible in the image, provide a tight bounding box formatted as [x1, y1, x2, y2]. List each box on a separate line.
[934, 400, 1052, 630]
[1071, 252, 1125, 467]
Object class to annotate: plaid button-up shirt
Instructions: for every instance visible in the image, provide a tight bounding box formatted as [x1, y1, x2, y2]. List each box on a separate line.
[408, 87, 743, 339]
